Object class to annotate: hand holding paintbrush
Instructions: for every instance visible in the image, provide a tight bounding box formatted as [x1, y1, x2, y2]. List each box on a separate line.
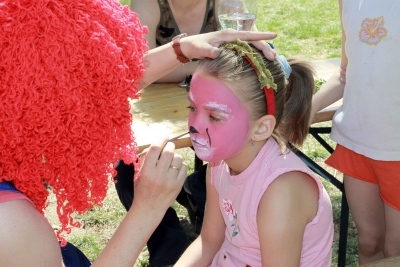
[136, 132, 190, 157]
[133, 134, 188, 214]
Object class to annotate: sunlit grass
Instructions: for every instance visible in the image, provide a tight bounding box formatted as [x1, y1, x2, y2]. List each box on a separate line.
[256, 0, 341, 59]
[68, 185, 126, 263]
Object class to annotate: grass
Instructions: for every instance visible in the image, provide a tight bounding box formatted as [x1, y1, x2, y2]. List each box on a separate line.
[63, 0, 361, 266]
[256, 0, 342, 59]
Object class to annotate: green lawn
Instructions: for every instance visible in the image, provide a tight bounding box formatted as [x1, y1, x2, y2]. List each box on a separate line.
[65, 0, 360, 266]
[256, 0, 342, 59]
[120, 0, 342, 59]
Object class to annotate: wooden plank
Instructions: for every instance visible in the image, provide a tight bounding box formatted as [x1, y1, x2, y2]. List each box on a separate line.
[312, 106, 339, 124]
[358, 255, 400, 267]
[131, 84, 190, 153]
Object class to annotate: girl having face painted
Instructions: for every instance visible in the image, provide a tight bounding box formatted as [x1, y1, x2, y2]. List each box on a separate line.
[176, 40, 334, 267]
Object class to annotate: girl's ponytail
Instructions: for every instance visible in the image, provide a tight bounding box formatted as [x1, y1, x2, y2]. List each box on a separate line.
[277, 58, 315, 146]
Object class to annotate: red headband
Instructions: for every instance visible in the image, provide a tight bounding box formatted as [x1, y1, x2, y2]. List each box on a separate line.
[244, 55, 276, 116]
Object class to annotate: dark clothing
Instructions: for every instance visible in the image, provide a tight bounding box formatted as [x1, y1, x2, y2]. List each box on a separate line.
[155, 0, 218, 46]
[60, 242, 91, 267]
[184, 164, 207, 215]
[0, 180, 20, 193]
[184, 164, 207, 233]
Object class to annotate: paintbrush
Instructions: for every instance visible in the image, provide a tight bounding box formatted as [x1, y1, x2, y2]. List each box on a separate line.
[136, 131, 190, 157]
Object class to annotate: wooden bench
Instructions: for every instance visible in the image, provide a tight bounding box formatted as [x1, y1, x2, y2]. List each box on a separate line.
[359, 255, 400, 267]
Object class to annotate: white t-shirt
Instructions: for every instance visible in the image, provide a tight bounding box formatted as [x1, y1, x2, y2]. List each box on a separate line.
[331, 0, 400, 160]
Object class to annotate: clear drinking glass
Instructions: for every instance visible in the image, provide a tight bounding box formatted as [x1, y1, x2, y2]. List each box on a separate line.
[217, 0, 257, 31]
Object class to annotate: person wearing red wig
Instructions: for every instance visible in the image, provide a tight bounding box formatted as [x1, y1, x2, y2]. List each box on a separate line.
[0, 0, 276, 266]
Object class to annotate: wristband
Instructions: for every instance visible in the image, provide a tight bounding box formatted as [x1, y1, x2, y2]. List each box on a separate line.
[172, 33, 191, 64]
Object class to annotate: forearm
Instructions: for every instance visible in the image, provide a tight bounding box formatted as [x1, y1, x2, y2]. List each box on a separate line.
[137, 30, 278, 89]
[175, 235, 221, 267]
[310, 69, 344, 122]
[92, 202, 165, 267]
[138, 44, 182, 89]
[155, 61, 198, 83]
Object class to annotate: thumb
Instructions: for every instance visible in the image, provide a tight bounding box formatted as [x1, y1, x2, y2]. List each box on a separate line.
[208, 47, 221, 59]
[191, 45, 220, 59]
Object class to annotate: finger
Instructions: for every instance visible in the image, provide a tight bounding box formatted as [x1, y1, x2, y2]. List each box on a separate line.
[177, 163, 188, 183]
[196, 37, 277, 60]
[250, 40, 276, 61]
[220, 29, 277, 42]
[141, 135, 169, 170]
[193, 44, 220, 59]
[168, 155, 183, 171]
[182, 30, 277, 60]
[156, 141, 176, 171]
[208, 47, 221, 59]
[138, 147, 150, 159]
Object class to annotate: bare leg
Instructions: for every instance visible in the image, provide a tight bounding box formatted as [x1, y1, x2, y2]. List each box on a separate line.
[384, 203, 400, 257]
[344, 174, 385, 264]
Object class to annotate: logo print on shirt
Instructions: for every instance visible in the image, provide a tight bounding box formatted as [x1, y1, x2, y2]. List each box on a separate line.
[359, 16, 388, 46]
[222, 199, 240, 237]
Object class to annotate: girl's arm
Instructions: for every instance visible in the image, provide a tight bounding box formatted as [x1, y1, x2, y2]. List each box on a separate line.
[257, 171, 319, 267]
[309, 0, 347, 124]
[175, 165, 226, 266]
[138, 29, 277, 89]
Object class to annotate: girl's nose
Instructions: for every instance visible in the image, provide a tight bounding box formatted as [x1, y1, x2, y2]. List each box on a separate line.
[189, 126, 199, 133]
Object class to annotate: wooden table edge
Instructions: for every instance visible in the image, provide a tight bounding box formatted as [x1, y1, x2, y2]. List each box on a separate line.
[358, 254, 400, 266]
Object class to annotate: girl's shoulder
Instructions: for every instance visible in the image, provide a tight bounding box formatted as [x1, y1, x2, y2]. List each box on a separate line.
[264, 171, 319, 215]
[257, 171, 319, 236]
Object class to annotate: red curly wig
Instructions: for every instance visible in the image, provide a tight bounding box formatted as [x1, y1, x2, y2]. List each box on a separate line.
[0, 0, 148, 244]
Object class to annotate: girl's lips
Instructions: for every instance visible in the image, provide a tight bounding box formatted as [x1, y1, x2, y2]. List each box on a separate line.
[191, 138, 209, 148]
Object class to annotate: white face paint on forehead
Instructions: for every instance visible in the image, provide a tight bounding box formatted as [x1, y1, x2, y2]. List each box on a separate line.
[204, 102, 233, 121]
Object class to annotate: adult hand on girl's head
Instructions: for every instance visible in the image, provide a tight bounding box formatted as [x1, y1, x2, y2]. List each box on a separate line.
[134, 136, 187, 212]
[180, 29, 277, 61]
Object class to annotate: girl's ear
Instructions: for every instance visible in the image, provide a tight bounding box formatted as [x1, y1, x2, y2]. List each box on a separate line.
[251, 115, 276, 142]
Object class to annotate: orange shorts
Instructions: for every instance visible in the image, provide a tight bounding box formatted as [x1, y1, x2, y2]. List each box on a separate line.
[326, 144, 400, 210]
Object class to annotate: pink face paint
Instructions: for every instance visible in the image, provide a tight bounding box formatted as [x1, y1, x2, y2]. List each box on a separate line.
[188, 73, 250, 162]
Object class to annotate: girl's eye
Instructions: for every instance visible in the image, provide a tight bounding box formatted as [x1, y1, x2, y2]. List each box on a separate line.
[187, 105, 222, 122]
[209, 115, 221, 122]
[187, 105, 196, 112]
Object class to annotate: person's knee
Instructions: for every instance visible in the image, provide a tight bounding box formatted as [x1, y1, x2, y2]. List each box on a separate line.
[358, 232, 384, 256]
[383, 234, 400, 258]
[383, 243, 400, 258]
